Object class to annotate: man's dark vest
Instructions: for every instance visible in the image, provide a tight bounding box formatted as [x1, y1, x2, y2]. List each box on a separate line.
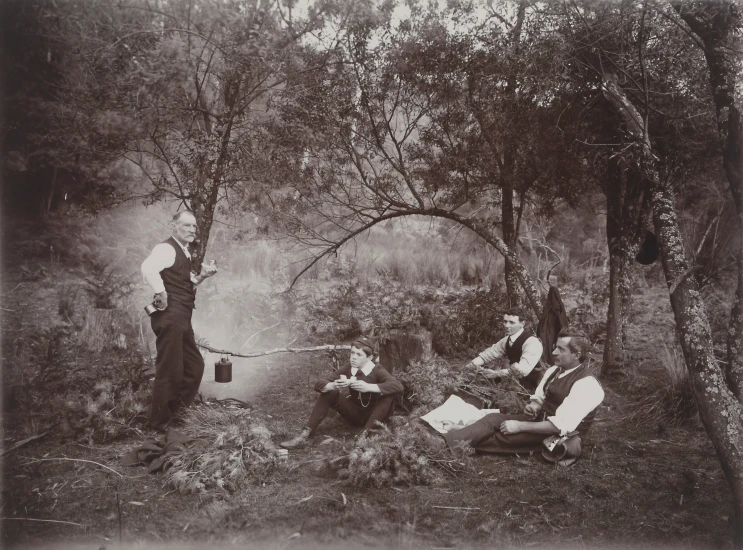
[505, 330, 542, 389]
[505, 329, 533, 363]
[160, 237, 195, 309]
[542, 364, 600, 434]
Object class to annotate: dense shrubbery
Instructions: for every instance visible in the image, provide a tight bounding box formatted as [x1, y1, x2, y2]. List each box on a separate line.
[420, 288, 509, 356]
[564, 274, 609, 344]
[297, 278, 510, 357]
[3, 320, 150, 441]
[397, 356, 470, 413]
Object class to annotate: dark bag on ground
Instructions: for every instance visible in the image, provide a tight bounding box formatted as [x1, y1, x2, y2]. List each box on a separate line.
[541, 431, 582, 466]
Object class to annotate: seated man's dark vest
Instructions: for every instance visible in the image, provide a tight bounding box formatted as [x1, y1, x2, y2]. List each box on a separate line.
[505, 329, 542, 388]
[160, 237, 195, 309]
[542, 364, 599, 435]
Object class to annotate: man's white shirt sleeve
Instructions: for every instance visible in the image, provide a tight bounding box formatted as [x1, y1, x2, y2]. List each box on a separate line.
[548, 377, 604, 435]
[475, 336, 507, 365]
[141, 243, 176, 294]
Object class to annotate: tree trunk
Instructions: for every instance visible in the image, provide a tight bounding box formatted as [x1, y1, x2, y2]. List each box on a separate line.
[603, 246, 623, 373]
[41, 165, 58, 216]
[502, 185, 522, 308]
[602, 155, 649, 375]
[378, 328, 433, 372]
[603, 69, 743, 544]
[78, 308, 131, 352]
[501, 1, 527, 310]
[603, 156, 625, 373]
[442, 209, 542, 316]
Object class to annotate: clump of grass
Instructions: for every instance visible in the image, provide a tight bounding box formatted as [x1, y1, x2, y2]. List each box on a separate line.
[164, 406, 287, 495]
[629, 341, 697, 427]
[58, 283, 80, 320]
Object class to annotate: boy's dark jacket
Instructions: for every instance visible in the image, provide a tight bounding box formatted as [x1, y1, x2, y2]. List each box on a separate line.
[314, 363, 403, 408]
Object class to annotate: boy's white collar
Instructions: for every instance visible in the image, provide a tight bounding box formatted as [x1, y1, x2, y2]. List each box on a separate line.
[352, 360, 376, 376]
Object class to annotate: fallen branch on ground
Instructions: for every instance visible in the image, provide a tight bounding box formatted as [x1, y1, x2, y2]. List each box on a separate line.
[2, 432, 48, 457]
[24, 457, 123, 477]
[431, 506, 481, 511]
[0, 517, 86, 527]
[197, 343, 351, 358]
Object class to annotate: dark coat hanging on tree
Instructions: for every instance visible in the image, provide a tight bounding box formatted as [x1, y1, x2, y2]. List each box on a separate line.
[537, 286, 569, 364]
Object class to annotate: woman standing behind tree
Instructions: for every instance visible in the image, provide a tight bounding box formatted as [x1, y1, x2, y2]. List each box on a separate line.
[279, 338, 403, 449]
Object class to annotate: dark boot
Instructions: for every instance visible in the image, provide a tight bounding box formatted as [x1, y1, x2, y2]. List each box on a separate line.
[279, 428, 312, 449]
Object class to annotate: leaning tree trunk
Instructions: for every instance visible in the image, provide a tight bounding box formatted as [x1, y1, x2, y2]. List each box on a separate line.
[603, 70, 743, 544]
[651, 175, 743, 543]
[675, 1, 743, 400]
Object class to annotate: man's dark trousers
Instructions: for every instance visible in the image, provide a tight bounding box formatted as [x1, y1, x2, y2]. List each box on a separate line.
[306, 389, 396, 432]
[443, 413, 545, 454]
[149, 302, 204, 431]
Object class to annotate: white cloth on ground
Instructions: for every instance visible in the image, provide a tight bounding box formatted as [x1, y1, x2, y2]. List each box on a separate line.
[420, 395, 500, 434]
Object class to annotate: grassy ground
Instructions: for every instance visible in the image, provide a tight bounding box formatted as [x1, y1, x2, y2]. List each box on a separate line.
[0, 243, 736, 549]
[1, 351, 733, 549]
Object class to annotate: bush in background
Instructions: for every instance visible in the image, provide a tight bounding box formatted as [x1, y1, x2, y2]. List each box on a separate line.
[295, 278, 512, 358]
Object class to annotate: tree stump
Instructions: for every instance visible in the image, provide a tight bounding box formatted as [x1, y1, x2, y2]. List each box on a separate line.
[378, 328, 433, 372]
[78, 308, 131, 352]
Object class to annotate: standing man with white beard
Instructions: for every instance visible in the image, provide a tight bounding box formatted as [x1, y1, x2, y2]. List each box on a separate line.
[141, 210, 218, 432]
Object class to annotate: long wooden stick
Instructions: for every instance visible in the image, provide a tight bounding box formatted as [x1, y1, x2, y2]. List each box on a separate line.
[198, 343, 351, 358]
[241, 321, 281, 350]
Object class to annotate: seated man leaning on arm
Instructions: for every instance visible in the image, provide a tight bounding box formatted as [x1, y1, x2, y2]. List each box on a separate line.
[470, 307, 544, 390]
[279, 337, 403, 449]
[433, 330, 603, 456]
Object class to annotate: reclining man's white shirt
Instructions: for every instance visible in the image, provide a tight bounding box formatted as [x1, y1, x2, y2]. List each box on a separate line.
[531, 365, 604, 435]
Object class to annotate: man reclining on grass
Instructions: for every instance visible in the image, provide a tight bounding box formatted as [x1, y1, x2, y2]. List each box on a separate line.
[469, 307, 544, 391]
[426, 331, 603, 462]
[279, 337, 403, 449]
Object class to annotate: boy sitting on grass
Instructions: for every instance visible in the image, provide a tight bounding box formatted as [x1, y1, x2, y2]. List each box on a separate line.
[279, 338, 403, 449]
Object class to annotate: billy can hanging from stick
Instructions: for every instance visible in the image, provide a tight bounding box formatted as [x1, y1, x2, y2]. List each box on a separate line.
[215, 356, 233, 383]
